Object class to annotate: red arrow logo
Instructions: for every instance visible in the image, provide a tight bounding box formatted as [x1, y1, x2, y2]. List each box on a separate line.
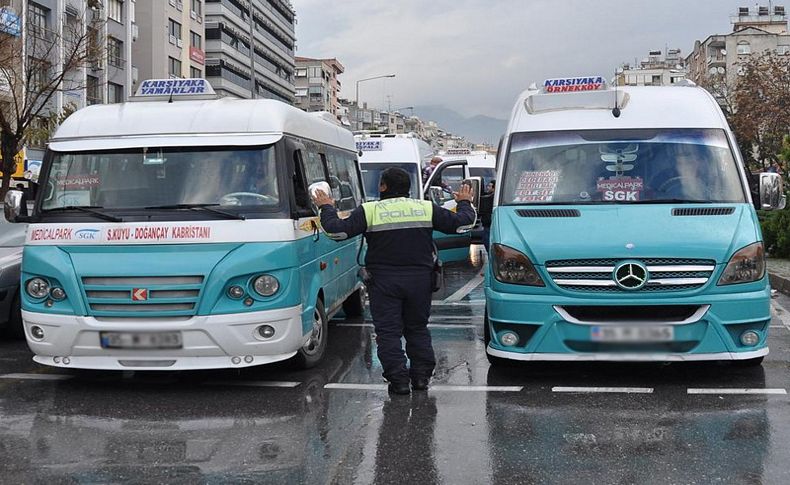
[132, 288, 149, 301]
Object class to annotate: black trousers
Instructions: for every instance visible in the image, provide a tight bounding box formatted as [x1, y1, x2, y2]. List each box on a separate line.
[368, 269, 436, 383]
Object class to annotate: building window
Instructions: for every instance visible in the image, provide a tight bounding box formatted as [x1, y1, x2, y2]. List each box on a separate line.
[295, 68, 307, 77]
[107, 37, 123, 68]
[169, 57, 182, 78]
[651, 75, 661, 85]
[27, 57, 49, 89]
[190, 31, 202, 49]
[87, 75, 101, 105]
[190, 67, 202, 78]
[108, 0, 123, 23]
[778, 45, 790, 55]
[737, 41, 751, 55]
[107, 82, 123, 103]
[27, 2, 48, 38]
[295, 87, 308, 97]
[168, 19, 182, 43]
[191, 0, 202, 16]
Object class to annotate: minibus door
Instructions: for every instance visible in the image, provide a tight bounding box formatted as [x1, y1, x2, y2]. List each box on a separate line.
[424, 160, 474, 263]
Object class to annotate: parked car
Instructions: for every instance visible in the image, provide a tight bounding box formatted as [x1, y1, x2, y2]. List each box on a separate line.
[0, 219, 26, 338]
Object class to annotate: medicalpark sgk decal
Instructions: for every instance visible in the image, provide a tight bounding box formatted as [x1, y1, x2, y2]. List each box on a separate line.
[28, 224, 213, 244]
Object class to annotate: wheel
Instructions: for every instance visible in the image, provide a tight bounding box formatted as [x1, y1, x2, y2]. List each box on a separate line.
[291, 299, 328, 369]
[731, 356, 764, 367]
[2, 291, 24, 340]
[341, 287, 365, 318]
[484, 308, 513, 367]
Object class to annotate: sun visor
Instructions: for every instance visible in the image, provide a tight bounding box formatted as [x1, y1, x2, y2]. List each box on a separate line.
[525, 90, 630, 114]
[48, 133, 283, 152]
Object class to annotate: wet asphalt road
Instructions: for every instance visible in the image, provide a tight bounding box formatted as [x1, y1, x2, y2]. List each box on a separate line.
[2, 247, 790, 484]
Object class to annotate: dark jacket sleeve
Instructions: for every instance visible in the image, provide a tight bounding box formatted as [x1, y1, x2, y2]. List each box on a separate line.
[432, 200, 477, 235]
[319, 204, 367, 240]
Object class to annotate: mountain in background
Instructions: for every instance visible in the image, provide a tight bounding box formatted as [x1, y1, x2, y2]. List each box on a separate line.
[412, 105, 507, 145]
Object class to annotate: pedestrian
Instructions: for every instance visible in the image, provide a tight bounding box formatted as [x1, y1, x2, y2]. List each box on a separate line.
[479, 181, 495, 251]
[313, 167, 476, 395]
[422, 156, 442, 183]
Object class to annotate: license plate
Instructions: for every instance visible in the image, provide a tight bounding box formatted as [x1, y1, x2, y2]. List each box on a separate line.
[100, 331, 183, 349]
[590, 326, 674, 342]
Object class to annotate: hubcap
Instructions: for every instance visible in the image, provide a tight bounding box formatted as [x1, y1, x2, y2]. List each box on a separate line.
[302, 310, 324, 355]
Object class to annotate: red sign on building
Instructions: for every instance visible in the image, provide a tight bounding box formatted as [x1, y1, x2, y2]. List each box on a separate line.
[189, 47, 205, 65]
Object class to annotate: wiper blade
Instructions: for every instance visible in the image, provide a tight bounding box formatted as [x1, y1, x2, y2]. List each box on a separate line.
[43, 206, 123, 222]
[145, 204, 246, 221]
[625, 199, 714, 205]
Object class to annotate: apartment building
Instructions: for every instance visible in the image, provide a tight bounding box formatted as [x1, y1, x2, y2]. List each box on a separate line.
[133, 0, 206, 82]
[294, 56, 344, 116]
[204, 0, 295, 102]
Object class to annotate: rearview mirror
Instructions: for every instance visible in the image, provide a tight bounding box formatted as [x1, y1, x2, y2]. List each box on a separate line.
[463, 177, 482, 210]
[759, 172, 786, 211]
[4, 189, 23, 222]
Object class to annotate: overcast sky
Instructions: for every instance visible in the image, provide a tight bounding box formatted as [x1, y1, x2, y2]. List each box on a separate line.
[291, 0, 759, 119]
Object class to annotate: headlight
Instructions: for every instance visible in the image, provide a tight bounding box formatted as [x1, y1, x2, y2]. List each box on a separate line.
[253, 275, 280, 296]
[492, 244, 545, 286]
[26, 278, 50, 299]
[718, 242, 765, 285]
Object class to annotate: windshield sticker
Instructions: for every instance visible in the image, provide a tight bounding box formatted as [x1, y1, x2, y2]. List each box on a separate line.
[356, 140, 382, 152]
[597, 176, 644, 202]
[514, 170, 560, 202]
[55, 191, 91, 207]
[54, 175, 101, 189]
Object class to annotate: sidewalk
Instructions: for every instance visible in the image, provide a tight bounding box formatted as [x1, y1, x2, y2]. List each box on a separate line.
[768, 258, 790, 295]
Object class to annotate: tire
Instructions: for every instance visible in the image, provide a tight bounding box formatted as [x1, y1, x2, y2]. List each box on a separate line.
[732, 356, 764, 367]
[484, 308, 513, 367]
[4, 291, 24, 340]
[291, 299, 328, 369]
[341, 287, 365, 318]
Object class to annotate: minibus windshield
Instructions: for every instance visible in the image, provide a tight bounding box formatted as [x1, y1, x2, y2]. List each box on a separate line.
[502, 129, 746, 205]
[41, 146, 279, 212]
[0, 220, 26, 247]
[360, 162, 420, 200]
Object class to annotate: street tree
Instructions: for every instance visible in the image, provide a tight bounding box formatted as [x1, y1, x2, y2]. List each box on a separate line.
[0, 1, 104, 198]
[729, 51, 790, 171]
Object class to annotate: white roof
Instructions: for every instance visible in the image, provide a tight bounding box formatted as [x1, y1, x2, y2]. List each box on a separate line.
[439, 150, 496, 168]
[49, 98, 355, 152]
[354, 134, 434, 165]
[508, 85, 730, 134]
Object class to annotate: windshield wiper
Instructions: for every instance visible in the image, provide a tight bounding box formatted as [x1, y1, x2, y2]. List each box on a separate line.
[626, 199, 714, 205]
[145, 204, 246, 221]
[43, 206, 123, 222]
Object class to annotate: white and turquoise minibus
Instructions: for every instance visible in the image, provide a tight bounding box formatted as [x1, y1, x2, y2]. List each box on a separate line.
[485, 77, 785, 366]
[3, 79, 366, 371]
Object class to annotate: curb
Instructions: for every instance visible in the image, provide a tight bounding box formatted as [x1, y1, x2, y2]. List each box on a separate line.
[769, 272, 790, 296]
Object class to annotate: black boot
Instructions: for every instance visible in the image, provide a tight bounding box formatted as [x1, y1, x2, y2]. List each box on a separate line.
[411, 376, 430, 391]
[388, 381, 411, 395]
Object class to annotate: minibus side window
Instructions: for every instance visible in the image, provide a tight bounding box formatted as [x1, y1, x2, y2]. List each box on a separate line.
[302, 146, 328, 185]
[325, 150, 361, 211]
[291, 149, 311, 214]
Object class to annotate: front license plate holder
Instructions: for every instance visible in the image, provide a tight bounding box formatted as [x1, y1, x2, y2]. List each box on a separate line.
[590, 326, 674, 343]
[100, 331, 183, 349]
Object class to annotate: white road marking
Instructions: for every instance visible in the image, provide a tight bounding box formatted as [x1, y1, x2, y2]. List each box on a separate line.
[325, 383, 389, 391]
[0, 373, 73, 381]
[204, 381, 301, 388]
[431, 300, 486, 306]
[552, 386, 654, 394]
[444, 275, 485, 303]
[771, 299, 790, 329]
[334, 323, 477, 329]
[324, 383, 522, 392]
[687, 388, 787, 395]
[430, 385, 522, 392]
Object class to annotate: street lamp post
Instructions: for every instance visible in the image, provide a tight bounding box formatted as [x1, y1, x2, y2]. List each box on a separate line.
[354, 74, 395, 130]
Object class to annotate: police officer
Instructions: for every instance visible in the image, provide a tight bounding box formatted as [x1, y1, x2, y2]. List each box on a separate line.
[313, 167, 476, 395]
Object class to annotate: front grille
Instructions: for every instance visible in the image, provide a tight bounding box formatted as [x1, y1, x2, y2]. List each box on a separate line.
[565, 341, 698, 353]
[558, 305, 704, 323]
[82, 275, 204, 317]
[672, 207, 735, 216]
[516, 209, 581, 218]
[545, 258, 716, 293]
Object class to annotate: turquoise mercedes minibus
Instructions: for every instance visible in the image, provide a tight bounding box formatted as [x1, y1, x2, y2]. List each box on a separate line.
[485, 77, 786, 366]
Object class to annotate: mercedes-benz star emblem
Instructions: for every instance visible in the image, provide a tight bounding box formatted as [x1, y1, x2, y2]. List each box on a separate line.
[613, 262, 649, 290]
